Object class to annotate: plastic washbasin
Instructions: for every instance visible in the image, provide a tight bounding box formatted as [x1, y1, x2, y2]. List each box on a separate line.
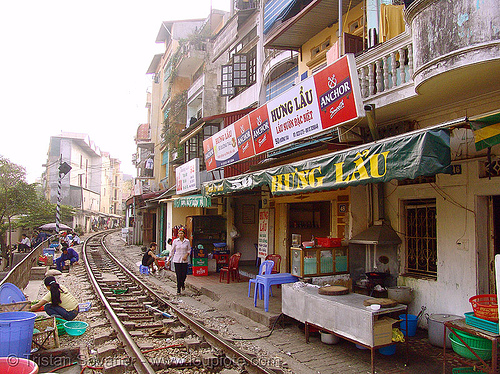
[449, 333, 492, 361]
[64, 321, 88, 336]
[451, 329, 492, 350]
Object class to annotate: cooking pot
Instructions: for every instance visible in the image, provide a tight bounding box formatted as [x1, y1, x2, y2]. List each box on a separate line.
[426, 314, 461, 348]
[387, 286, 413, 304]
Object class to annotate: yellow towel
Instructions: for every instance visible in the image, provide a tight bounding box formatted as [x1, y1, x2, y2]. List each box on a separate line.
[380, 4, 406, 42]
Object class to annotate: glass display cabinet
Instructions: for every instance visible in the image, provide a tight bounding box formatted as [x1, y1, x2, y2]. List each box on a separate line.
[290, 246, 349, 277]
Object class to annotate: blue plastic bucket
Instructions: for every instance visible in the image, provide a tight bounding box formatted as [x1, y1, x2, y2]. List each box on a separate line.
[378, 344, 396, 355]
[399, 314, 418, 337]
[0, 311, 37, 358]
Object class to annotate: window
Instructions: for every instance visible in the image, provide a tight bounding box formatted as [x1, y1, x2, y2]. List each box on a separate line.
[404, 199, 437, 278]
[233, 54, 249, 87]
[222, 28, 258, 97]
[247, 48, 257, 85]
[310, 38, 331, 59]
[266, 65, 298, 101]
[221, 64, 235, 97]
[184, 123, 220, 168]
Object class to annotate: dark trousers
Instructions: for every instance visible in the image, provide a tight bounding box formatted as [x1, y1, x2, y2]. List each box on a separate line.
[174, 262, 188, 292]
[44, 304, 79, 321]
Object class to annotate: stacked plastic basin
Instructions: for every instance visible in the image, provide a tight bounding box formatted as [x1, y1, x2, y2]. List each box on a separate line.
[0, 311, 37, 358]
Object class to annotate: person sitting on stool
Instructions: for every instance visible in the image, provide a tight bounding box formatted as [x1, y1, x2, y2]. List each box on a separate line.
[30, 276, 79, 321]
[142, 242, 164, 273]
[17, 234, 31, 252]
[55, 243, 79, 271]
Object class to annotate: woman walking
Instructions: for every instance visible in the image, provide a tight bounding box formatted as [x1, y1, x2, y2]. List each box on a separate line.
[166, 228, 190, 294]
[30, 276, 79, 321]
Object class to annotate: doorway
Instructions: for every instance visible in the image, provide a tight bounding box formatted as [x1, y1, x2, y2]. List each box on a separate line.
[489, 196, 500, 293]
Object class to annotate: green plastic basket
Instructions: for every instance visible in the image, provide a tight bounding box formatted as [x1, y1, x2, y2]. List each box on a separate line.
[451, 329, 492, 350]
[449, 333, 492, 361]
[55, 318, 66, 336]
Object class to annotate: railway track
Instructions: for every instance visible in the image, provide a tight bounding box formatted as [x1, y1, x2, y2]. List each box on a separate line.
[82, 231, 278, 374]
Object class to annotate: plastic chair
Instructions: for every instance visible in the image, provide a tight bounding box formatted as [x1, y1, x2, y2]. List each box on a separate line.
[219, 253, 241, 283]
[248, 260, 274, 297]
[265, 254, 281, 274]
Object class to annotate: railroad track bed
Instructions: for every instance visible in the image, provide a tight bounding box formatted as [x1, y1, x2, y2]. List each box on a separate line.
[72, 232, 283, 374]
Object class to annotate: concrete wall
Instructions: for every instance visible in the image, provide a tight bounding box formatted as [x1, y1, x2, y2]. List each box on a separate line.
[386, 136, 500, 319]
[407, 0, 500, 89]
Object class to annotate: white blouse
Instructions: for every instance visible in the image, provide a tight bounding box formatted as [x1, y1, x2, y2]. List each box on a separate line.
[168, 237, 191, 263]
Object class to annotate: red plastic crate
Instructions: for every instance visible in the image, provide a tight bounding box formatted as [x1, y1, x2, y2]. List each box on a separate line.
[192, 266, 208, 276]
[214, 254, 229, 264]
[316, 237, 342, 247]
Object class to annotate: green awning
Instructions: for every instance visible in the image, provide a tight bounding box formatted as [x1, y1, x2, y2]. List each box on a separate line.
[202, 128, 452, 197]
[174, 194, 212, 208]
[469, 110, 500, 151]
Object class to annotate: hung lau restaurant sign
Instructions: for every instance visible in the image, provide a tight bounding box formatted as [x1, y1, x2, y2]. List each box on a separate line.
[203, 128, 452, 197]
[203, 54, 364, 171]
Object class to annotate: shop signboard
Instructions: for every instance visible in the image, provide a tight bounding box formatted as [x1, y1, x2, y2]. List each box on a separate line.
[258, 209, 270, 259]
[174, 195, 211, 208]
[176, 158, 200, 194]
[203, 128, 452, 197]
[203, 54, 364, 170]
[203, 116, 255, 171]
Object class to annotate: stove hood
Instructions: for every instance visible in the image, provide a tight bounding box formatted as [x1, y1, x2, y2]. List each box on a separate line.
[350, 222, 402, 245]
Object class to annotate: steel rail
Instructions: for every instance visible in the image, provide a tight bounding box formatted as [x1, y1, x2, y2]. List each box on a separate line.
[83, 231, 156, 374]
[99, 232, 276, 374]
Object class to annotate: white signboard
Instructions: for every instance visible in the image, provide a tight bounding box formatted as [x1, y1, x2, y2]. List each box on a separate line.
[176, 158, 200, 194]
[267, 76, 323, 148]
[258, 209, 270, 259]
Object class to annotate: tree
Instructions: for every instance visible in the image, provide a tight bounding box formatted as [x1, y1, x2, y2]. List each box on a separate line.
[0, 156, 75, 267]
[0, 156, 34, 264]
[16, 191, 75, 229]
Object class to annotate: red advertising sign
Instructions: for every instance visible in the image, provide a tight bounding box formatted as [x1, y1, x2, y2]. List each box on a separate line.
[204, 116, 255, 171]
[233, 116, 255, 160]
[203, 54, 364, 170]
[314, 54, 360, 129]
[248, 105, 274, 155]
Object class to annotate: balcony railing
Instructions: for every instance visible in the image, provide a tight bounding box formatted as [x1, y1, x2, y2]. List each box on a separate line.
[187, 74, 205, 100]
[234, 0, 259, 11]
[356, 32, 414, 101]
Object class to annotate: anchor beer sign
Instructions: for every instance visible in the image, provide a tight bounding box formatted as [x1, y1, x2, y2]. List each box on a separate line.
[204, 54, 364, 171]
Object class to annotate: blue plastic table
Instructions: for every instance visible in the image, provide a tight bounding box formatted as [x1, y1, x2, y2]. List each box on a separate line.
[253, 273, 298, 312]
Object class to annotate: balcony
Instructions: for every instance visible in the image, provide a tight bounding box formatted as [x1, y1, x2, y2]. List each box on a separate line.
[356, 31, 416, 107]
[234, 0, 259, 12]
[187, 74, 205, 100]
[176, 41, 208, 78]
[264, 0, 363, 50]
[405, 0, 500, 98]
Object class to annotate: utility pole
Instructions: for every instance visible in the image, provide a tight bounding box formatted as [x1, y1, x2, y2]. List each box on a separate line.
[56, 156, 72, 236]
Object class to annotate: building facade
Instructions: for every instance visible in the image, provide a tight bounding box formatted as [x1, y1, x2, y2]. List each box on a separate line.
[44, 133, 124, 232]
[132, 0, 500, 321]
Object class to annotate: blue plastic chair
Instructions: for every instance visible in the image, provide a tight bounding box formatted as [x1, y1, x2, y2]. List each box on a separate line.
[248, 260, 274, 297]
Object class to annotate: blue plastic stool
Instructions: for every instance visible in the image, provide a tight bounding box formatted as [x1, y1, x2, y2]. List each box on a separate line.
[139, 265, 149, 275]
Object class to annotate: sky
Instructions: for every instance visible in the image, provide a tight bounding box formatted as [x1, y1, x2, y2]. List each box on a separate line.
[0, 0, 230, 183]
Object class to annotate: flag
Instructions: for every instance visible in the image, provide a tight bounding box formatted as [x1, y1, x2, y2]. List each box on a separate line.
[469, 111, 500, 151]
